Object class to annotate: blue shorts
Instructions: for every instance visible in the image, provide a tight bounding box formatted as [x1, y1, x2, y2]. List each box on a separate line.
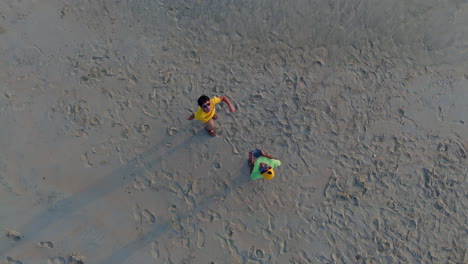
[250, 149, 262, 159]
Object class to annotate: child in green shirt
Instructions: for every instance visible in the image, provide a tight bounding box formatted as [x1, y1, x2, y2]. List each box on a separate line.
[248, 149, 281, 180]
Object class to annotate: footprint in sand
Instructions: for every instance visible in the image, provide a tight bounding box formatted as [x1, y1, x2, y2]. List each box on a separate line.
[133, 176, 151, 190]
[196, 211, 214, 223]
[39, 241, 54, 248]
[201, 144, 209, 160]
[142, 209, 156, 224]
[248, 246, 270, 262]
[133, 206, 142, 222]
[166, 127, 177, 136]
[213, 154, 221, 169]
[280, 240, 287, 254]
[255, 249, 265, 259]
[215, 124, 223, 135]
[224, 226, 233, 237]
[5, 257, 23, 264]
[48, 257, 66, 264]
[197, 228, 205, 248]
[68, 254, 85, 264]
[150, 241, 160, 259]
[6, 231, 22, 241]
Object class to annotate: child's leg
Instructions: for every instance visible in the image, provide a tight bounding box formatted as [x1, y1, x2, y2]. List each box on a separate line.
[248, 151, 254, 165]
[205, 119, 216, 136]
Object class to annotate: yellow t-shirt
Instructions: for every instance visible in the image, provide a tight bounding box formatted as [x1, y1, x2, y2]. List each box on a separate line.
[194, 96, 222, 123]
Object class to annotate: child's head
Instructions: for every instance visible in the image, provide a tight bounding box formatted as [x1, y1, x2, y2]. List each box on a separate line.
[197, 95, 210, 107]
[198, 95, 211, 112]
[262, 169, 275, 180]
[260, 163, 274, 180]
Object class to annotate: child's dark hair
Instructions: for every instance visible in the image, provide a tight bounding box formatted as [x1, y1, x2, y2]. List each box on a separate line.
[197, 95, 210, 106]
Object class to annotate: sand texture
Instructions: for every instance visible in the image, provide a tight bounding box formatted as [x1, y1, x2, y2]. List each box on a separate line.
[1, 0, 467, 263]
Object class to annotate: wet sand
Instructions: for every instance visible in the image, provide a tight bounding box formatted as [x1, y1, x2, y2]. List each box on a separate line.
[0, 0, 467, 263]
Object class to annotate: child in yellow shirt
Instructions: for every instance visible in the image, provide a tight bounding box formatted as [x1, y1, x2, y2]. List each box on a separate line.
[186, 95, 236, 136]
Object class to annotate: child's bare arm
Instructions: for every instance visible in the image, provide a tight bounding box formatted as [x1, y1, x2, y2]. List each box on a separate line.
[260, 149, 276, 160]
[220, 96, 236, 113]
[186, 113, 195, 120]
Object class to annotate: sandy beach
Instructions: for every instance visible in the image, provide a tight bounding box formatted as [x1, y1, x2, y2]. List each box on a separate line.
[1, 0, 467, 263]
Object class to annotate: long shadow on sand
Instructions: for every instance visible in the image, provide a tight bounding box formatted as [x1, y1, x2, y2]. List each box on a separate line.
[96, 171, 250, 264]
[0, 130, 231, 258]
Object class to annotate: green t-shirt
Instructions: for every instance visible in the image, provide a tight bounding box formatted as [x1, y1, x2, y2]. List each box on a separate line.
[250, 157, 281, 180]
